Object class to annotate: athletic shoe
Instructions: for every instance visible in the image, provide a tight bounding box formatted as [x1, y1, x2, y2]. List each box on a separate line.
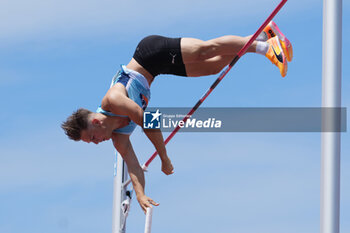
[263, 21, 293, 62]
[266, 37, 288, 77]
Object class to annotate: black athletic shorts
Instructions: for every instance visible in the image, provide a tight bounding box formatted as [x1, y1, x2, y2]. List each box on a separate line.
[132, 35, 187, 77]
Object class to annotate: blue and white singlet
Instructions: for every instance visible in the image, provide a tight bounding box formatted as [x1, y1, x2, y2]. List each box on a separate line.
[96, 65, 150, 135]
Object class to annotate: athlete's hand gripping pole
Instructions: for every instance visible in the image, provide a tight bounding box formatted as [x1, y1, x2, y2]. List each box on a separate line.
[142, 0, 288, 170]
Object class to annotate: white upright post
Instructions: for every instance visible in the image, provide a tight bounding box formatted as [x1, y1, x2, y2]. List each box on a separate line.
[321, 0, 342, 233]
[112, 152, 129, 233]
[144, 207, 153, 233]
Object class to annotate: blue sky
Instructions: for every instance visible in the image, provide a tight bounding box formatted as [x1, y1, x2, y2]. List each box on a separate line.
[0, 0, 349, 233]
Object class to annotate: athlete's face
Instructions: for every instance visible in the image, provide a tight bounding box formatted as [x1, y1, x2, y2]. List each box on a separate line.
[80, 120, 109, 144]
[80, 117, 129, 144]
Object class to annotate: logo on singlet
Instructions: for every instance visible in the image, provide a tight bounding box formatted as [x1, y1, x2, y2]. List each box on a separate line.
[169, 53, 176, 64]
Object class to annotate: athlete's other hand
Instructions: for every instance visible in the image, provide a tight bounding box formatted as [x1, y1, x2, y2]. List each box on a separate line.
[161, 157, 174, 175]
[137, 195, 159, 214]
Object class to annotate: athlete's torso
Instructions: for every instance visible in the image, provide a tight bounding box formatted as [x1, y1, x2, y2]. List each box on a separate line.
[97, 65, 151, 135]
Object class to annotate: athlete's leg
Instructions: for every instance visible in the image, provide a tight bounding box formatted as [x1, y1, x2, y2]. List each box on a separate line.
[181, 34, 288, 78]
[181, 36, 257, 63]
[185, 55, 233, 77]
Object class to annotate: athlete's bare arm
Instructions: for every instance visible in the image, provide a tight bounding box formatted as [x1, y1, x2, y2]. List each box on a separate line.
[112, 133, 159, 213]
[143, 128, 174, 175]
[102, 84, 144, 125]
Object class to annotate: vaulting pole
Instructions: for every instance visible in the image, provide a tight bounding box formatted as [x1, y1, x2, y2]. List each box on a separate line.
[321, 0, 342, 232]
[143, 0, 288, 169]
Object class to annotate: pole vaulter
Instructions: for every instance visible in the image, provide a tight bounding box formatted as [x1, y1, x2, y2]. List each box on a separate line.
[62, 0, 291, 232]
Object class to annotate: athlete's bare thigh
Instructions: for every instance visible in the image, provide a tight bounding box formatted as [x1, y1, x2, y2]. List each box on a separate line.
[180, 38, 207, 63]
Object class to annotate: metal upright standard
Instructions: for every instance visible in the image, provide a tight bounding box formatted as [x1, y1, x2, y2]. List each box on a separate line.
[112, 152, 131, 233]
[144, 207, 153, 233]
[321, 0, 342, 233]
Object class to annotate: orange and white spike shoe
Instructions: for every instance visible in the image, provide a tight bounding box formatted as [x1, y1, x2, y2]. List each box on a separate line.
[263, 21, 293, 62]
[265, 37, 288, 77]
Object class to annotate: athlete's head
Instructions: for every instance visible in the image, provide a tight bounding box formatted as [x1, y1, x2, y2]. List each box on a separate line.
[62, 108, 90, 141]
[62, 108, 128, 144]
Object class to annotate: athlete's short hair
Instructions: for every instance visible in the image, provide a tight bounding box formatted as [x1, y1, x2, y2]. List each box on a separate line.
[61, 108, 91, 141]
